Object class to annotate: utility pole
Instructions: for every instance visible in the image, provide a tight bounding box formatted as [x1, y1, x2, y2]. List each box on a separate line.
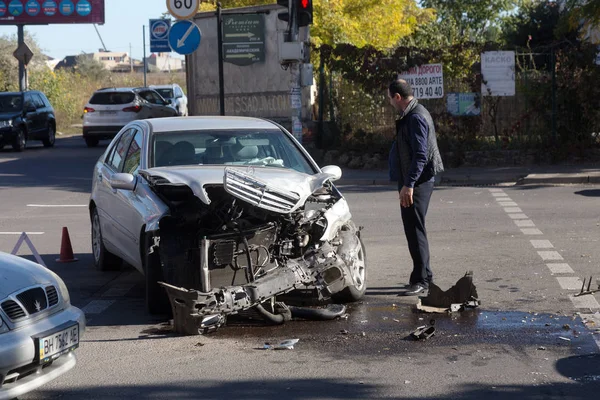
[289, 0, 302, 144]
[216, 2, 225, 116]
[17, 25, 26, 92]
[129, 43, 133, 73]
[143, 25, 147, 87]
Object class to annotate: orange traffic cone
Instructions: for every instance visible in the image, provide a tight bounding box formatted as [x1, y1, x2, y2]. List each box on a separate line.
[56, 227, 78, 263]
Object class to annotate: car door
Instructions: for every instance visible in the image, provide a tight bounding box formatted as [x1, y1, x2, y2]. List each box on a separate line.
[22, 93, 40, 134]
[140, 90, 175, 118]
[32, 93, 49, 133]
[95, 128, 136, 260]
[107, 128, 147, 269]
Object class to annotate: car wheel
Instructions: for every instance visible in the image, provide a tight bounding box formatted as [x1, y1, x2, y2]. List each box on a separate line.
[144, 233, 171, 315]
[43, 124, 56, 147]
[91, 208, 122, 271]
[12, 128, 26, 152]
[333, 235, 367, 302]
[85, 137, 99, 147]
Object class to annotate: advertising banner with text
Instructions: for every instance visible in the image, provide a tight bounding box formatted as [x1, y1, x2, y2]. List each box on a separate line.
[0, 0, 105, 25]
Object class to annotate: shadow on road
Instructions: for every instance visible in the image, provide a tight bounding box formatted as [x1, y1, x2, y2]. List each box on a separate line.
[0, 136, 106, 193]
[574, 189, 600, 197]
[26, 373, 600, 399]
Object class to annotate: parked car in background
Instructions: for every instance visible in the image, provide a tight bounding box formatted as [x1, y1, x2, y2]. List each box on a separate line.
[82, 87, 178, 147]
[0, 252, 85, 399]
[88, 116, 366, 334]
[0, 90, 57, 152]
[150, 84, 188, 116]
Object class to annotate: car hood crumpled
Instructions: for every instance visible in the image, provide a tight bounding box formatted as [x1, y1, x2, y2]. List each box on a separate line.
[0, 252, 56, 300]
[142, 166, 335, 211]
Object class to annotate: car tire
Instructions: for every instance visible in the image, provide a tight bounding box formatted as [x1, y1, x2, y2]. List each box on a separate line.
[144, 233, 171, 315]
[12, 127, 27, 152]
[85, 137, 99, 147]
[91, 207, 122, 271]
[43, 124, 56, 147]
[332, 235, 367, 303]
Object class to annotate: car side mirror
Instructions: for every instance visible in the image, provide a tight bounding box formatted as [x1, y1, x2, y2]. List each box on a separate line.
[110, 173, 136, 191]
[320, 165, 342, 181]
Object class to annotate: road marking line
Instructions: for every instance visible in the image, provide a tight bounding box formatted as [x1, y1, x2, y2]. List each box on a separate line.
[495, 197, 512, 201]
[547, 263, 575, 274]
[0, 232, 44, 235]
[521, 228, 543, 235]
[538, 251, 564, 261]
[569, 294, 600, 309]
[508, 213, 529, 219]
[504, 207, 523, 213]
[498, 201, 518, 207]
[489, 189, 504, 193]
[515, 220, 535, 227]
[27, 204, 87, 208]
[82, 300, 115, 314]
[101, 283, 136, 298]
[531, 240, 554, 249]
[492, 193, 508, 197]
[557, 277, 584, 290]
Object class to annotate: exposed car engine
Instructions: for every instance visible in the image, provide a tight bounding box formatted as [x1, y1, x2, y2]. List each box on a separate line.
[140, 167, 366, 335]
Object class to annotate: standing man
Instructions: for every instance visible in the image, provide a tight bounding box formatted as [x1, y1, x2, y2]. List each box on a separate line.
[388, 78, 444, 296]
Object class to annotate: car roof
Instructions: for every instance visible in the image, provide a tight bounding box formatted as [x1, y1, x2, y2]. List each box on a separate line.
[149, 84, 177, 88]
[94, 87, 135, 93]
[0, 91, 39, 95]
[145, 116, 281, 133]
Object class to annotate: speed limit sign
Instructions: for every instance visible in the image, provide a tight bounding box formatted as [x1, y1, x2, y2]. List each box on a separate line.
[166, 0, 200, 20]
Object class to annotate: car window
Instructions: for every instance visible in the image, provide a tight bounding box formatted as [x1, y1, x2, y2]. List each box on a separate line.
[23, 93, 34, 110]
[139, 91, 165, 105]
[0, 95, 23, 112]
[151, 129, 316, 174]
[39, 93, 52, 108]
[106, 129, 135, 172]
[155, 89, 174, 99]
[123, 130, 143, 175]
[90, 92, 135, 105]
[32, 94, 45, 109]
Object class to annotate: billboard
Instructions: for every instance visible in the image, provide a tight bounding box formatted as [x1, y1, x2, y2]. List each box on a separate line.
[0, 0, 105, 25]
[398, 63, 444, 99]
[481, 51, 515, 96]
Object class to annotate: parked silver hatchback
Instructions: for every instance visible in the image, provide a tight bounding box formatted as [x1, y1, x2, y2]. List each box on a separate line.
[0, 252, 85, 400]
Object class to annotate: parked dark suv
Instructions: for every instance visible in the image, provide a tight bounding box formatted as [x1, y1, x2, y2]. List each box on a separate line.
[0, 90, 57, 152]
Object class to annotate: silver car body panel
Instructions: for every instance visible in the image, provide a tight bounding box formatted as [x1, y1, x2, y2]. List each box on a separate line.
[0, 252, 85, 400]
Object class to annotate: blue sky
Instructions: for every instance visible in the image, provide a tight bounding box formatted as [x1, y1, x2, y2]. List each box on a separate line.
[0, 0, 181, 61]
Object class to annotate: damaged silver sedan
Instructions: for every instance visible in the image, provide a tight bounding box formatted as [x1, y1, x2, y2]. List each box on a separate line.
[89, 116, 366, 334]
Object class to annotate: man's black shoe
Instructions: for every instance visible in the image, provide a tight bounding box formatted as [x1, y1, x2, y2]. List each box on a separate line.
[398, 283, 428, 296]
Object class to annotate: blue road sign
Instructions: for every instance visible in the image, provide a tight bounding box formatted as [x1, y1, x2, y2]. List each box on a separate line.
[150, 19, 171, 53]
[168, 20, 201, 56]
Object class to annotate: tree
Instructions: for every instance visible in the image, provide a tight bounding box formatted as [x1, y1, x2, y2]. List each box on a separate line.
[75, 55, 109, 80]
[197, 0, 432, 49]
[0, 31, 46, 91]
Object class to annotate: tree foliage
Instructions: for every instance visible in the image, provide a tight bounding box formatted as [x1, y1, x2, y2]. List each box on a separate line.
[197, 0, 432, 49]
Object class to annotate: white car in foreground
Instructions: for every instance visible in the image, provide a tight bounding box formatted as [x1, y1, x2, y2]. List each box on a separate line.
[0, 252, 85, 400]
[89, 116, 366, 334]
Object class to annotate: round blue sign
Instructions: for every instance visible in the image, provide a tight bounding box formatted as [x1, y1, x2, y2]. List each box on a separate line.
[152, 20, 170, 40]
[26, 0, 41, 16]
[168, 20, 202, 56]
[43, 0, 57, 16]
[76, 0, 90, 16]
[8, 0, 23, 16]
[0, 2, 7, 17]
[59, 0, 73, 15]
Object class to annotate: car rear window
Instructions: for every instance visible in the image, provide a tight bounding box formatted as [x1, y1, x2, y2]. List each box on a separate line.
[155, 89, 173, 99]
[89, 92, 135, 105]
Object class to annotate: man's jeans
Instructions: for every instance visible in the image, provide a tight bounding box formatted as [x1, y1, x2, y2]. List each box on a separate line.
[401, 180, 434, 286]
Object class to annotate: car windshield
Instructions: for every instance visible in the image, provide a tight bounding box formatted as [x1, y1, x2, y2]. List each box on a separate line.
[151, 129, 315, 174]
[89, 92, 135, 105]
[155, 89, 174, 99]
[0, 94, 23, 112]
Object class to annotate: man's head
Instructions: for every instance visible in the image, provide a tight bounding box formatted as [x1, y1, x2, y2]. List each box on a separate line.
[388, 78, 414, 112]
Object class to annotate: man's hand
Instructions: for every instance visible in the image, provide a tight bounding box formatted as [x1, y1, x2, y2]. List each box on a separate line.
[399, 186, 414, 208]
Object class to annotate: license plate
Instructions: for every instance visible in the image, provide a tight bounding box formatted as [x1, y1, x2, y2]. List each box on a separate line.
[100, 111, 117, 115]
[38, 323, 79, 364]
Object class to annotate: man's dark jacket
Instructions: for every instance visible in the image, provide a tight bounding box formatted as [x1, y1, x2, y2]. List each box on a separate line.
[389, 99, 444, 189]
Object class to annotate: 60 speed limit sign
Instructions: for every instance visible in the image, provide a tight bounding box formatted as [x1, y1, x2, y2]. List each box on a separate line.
[166, 0, 199, 20]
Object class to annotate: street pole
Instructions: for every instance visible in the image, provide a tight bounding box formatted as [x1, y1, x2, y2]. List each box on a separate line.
[289, 0, 303, 144]
[217, 2, 225, 116]
[143, 25, 147, 87]
[17, 25, 26, 92]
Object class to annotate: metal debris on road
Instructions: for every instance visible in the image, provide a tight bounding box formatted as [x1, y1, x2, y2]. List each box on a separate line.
[574, 276, 600, 297]
[558, 337, 571, 342]
[263, 339, 299, 350]
[416, 271, 480, 313]
[410, 324, 436, 340]
[340, 329, 349, 335]
[538, 346, 546, 350]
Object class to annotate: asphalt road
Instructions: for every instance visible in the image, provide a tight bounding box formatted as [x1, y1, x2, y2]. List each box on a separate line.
[1, 137, 600, 399]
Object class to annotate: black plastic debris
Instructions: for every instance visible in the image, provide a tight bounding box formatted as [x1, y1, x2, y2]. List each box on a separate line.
[410, 324, 436, 340]
[417, 271, 480, 313]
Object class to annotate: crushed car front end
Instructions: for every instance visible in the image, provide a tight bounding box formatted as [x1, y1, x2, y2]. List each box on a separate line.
[139, 165, 366, 335]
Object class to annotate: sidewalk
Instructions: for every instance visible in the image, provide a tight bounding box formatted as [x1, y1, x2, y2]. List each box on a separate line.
[337, 164, 600, 186]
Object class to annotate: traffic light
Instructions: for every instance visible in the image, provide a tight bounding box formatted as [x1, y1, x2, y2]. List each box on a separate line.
[277, 0, 313, 27]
